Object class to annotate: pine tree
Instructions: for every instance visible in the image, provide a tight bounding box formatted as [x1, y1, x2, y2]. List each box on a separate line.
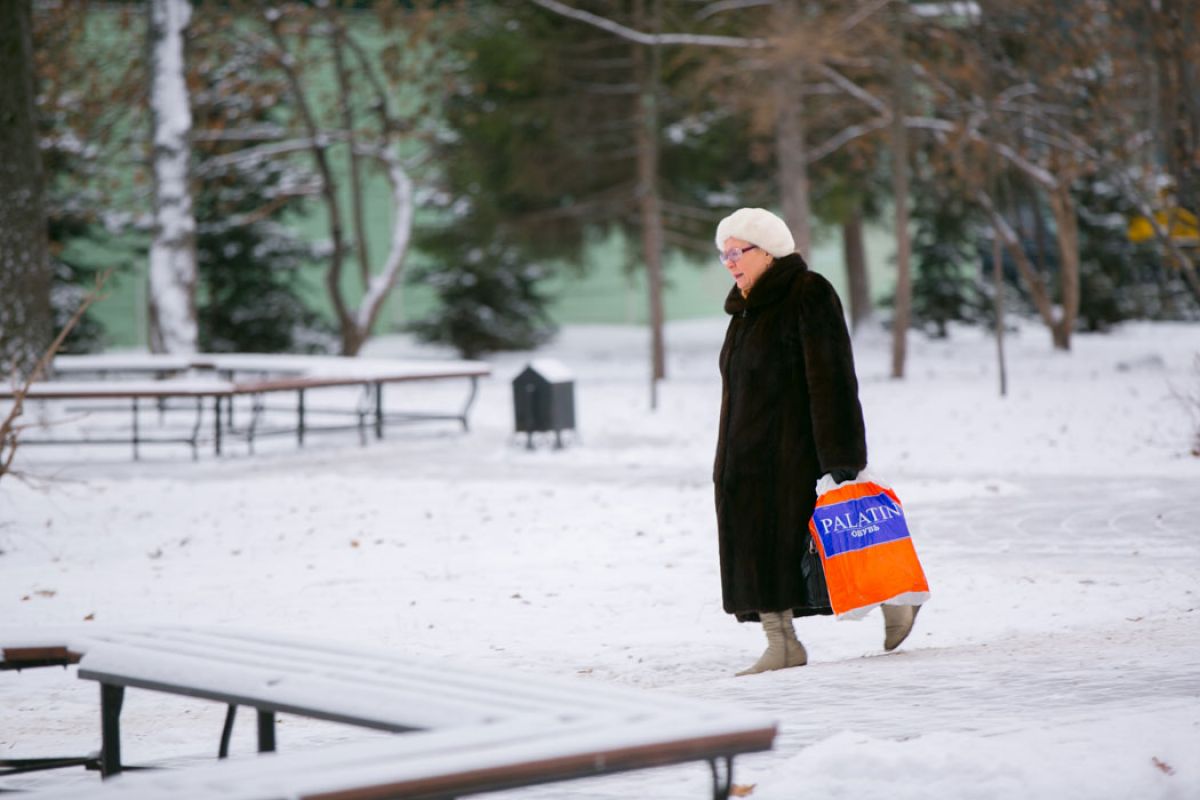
[190, 24, 331, 354]
[409, 229, 556, 359]
[410, 3, 762, 357]
[906, 166, 989, 338]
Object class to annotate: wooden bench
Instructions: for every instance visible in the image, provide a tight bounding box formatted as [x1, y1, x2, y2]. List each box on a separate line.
[1, 631, 94, 776]
[1, 628, 775, 799]
[3, 354, 491, 459]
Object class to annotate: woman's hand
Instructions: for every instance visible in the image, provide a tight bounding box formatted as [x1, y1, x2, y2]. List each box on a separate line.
[828, 468, 859, 484]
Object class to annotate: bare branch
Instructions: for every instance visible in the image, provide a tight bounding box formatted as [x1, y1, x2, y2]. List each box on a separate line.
[2, 271, 111, 482]
[839, 0, 894, 32]
[194, 135, 349, 174]
[351, 144, 413, 336]
[191, 125, 289, 142]
[529, 0, 769, 48]
[807, 116, 891, 164]
[817, 63, 889, 114]
[693, 0, 773, 21]
[977, 191, 1059, 332]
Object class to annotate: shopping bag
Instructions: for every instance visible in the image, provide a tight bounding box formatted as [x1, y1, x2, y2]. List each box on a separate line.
[808, 471, 930, 619]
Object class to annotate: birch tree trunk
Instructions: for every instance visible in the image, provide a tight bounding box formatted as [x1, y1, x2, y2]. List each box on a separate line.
[0, 0, 52, 375]
[147, 0, 198, 354]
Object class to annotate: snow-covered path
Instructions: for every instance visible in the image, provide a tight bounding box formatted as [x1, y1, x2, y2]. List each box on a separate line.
[2, 318, 1198, 798]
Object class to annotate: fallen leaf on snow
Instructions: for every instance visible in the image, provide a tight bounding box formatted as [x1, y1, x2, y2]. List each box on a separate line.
[1152, 757, 1175, 776]
[83, 613, 95, 621]
[34, 589, 56, 598]
[730, 784, 756, 797]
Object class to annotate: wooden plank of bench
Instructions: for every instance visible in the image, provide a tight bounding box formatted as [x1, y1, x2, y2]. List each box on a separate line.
[80, 627, 711, 717]
[0, 380, 235, 401]
[14, 695, 774, 799]
[73, 627, 702, 730]
[0, 646, 81, 671]
[0, 628, 105, 670]
[52, 354, 215, 374]
[5, 628, 776, 798]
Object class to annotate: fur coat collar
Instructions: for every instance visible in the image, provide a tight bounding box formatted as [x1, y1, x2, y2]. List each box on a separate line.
[722, 253, 808, 315]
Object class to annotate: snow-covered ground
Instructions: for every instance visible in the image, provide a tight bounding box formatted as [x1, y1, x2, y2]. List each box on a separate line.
[2, 317, 1199, 799]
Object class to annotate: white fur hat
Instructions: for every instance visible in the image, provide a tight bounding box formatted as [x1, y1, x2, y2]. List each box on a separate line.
[714, 207, 795, 258]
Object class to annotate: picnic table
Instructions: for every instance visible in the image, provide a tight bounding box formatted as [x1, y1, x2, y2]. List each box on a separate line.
[1, 627, 776, 799]
[2, 353, 491, 459]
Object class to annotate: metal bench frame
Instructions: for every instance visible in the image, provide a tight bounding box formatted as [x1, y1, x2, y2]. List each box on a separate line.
[2, 629, 775, 800]
[3, 354, 489, 460]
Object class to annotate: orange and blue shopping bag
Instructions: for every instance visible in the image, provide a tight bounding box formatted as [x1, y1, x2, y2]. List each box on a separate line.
[808, 472, 930, 618]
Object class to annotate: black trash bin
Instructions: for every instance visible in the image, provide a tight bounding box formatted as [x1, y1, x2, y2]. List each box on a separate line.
[512, 360, 575, 449]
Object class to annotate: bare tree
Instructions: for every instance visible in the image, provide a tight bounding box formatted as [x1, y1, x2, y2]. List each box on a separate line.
[0, 0, 53, 375]
[235, 3, 450, 356]
[1, 272, 110, 483]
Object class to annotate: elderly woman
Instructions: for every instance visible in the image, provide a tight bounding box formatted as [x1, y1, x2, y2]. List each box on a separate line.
[712, 207, 917, 675]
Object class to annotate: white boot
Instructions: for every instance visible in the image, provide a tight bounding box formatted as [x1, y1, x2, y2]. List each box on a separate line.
[882, 604, 921, 651]
[736, 610, 808, 676]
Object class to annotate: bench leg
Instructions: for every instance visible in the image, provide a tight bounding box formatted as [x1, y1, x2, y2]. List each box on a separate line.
[297, 389, 306, 447]
[214, 396, 223, 456]
[131, 399, 140, 461]
[219, 704, 237, 759]
[100, 684, 125, 778]
[257, 710, 276, 753]
[460, 376, 480, 432]
[0, 754, 99, 776]
[374, 382, 384, 440]
[709, 756, 734, 800]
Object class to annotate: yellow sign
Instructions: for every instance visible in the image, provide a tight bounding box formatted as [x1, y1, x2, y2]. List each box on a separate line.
[1128, 207, 1199, 244]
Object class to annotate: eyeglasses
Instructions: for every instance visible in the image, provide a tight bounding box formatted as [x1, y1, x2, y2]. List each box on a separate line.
[719, 245, 759, 265]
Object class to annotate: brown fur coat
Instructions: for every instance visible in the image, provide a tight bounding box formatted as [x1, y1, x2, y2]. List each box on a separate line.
[713, 253, 867, 622]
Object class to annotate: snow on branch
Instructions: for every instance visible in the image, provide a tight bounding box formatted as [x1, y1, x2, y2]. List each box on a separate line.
[529, 0, 769, 48]
[693, 0, 773, 21]
[351, 144, 413, 334]
[195, 135, 349, 175]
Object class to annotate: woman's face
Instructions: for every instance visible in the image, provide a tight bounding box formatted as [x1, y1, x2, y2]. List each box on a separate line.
[721, 237, 774, 293]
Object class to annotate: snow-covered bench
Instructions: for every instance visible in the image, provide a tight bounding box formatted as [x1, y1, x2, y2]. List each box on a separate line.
[1, 628, 775, 799]
[3, 353, 491, 459]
